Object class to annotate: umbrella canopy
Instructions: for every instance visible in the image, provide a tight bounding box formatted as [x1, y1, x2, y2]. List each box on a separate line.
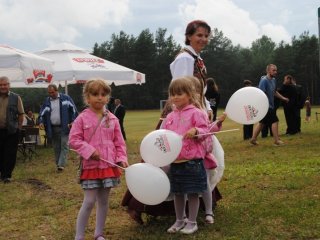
[0, 44, 54, 88]
[36, 43, 145, 86]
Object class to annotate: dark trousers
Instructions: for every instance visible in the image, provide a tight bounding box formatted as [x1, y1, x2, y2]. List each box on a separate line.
[284, 107, 298, 134]
[243, 124, 253, 140]
[261, 124, 272, 138]
[294, 108, 301, 132]
[0, 129, 19, 179]
[119, 120, 126, 140]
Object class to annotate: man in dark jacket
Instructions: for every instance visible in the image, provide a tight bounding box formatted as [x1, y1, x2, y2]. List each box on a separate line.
[113, 98, 126, 140]
[0, 76, 25, 183]
[39, 84, 78, 171]
[292, 78, 305, 133]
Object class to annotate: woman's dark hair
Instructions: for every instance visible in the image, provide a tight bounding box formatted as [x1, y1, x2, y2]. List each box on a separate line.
[206, 77, 218, 92]
[243, 79, 252, 86]
[284, 74, 293, 84]
[185, 20, 211, 45]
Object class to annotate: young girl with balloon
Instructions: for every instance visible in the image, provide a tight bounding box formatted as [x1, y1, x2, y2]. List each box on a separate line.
[69, 79, 128, 240]
[189, 76, 227, 224]
[163, 77, 209, 234]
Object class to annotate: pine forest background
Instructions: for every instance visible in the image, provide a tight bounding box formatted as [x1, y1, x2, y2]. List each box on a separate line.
[14, 28, 320, 112]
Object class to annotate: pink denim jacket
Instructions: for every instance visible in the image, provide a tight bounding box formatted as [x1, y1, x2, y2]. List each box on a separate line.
[69, 108, 128, 170]
[163, 104, 208, 161]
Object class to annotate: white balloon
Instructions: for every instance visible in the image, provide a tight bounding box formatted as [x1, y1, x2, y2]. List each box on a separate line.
[125, 163, 170, 205]
[225, 87, 269, 124]
[140, 129, 182, 167]
[209, 135, 225, 190]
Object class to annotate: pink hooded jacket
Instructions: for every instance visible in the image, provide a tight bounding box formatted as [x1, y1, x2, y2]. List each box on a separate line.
[69, 108, 127, 170]
[203, 120, 222, 169]
[163, 104, 208, 161]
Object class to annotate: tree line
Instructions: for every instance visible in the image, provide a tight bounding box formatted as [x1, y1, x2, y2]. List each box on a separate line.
[15, 28, 319, 112]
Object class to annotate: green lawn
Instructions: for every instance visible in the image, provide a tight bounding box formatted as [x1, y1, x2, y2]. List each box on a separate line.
[1, 107, 319, 240]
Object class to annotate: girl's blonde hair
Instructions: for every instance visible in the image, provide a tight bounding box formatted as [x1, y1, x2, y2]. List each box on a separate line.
[187, 76, 206, 110]
[82, 78, 111, 105]
[168, 76, 202, 109]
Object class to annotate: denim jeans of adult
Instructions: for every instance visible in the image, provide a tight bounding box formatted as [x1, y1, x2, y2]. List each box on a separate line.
[51, 127, 69, 167]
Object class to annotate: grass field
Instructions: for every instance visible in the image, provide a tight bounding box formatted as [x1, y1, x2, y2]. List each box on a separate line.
[1, 107, 319, 240]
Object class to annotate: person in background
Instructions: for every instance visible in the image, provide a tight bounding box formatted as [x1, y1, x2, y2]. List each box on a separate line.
[250, 64, 289, 146]
[292, 78, 305, 133]
[23, 110, 36, 127]
[39, 84, 78, 172]
[69, 79, 128, 240]
[0, 76, 24, 183]
[113, 99, 126, 140]
[205, 78, 220, 122]
[242, 80, 254, 140]
[107, 97, 115, 113]
[22, 110, 39, 142]
[304, 96, 311, 122]
[279, 75, 298, 135]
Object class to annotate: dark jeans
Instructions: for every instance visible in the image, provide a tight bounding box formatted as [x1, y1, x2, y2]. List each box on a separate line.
[119, 119, 126, 140]
[243, 124, 253, 140]
[0, 129, 19, 179]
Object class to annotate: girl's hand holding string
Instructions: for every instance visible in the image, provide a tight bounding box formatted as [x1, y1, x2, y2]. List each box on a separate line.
[90, 150, 129, 168]
[217, 112, 227, 123]
[118, 162, 129, 168]
[90, 150, 100, 161]
[184, 128, 198, 139]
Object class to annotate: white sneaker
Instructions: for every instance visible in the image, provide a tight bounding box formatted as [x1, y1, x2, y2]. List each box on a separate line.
[180, 221, 198, 234]
[205, 214, 214, 224]
[167, 220, 186, 233]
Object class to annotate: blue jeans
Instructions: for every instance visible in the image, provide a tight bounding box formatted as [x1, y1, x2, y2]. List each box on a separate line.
[51, 127, 69, 167]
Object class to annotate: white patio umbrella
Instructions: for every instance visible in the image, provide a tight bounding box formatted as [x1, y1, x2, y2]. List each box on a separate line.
[0, 44, 54, 88]
[36, 43, 145, 89]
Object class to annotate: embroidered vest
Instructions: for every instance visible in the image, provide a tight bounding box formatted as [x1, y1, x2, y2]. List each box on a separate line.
[6, 93, 19, 134]
[181, 48, 207, 86]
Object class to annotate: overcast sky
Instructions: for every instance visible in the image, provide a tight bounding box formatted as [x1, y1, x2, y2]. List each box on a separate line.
[0, 0, 319, 52]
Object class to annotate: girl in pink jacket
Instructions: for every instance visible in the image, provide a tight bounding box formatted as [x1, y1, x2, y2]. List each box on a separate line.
[189, 75, 226, 224]
[69, 79, 128, 240]
[163, 77, 209, 235]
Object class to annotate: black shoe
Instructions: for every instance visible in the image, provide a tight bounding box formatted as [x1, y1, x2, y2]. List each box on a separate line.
[57, 166, 64, 172]
[127, 209, 144, 225]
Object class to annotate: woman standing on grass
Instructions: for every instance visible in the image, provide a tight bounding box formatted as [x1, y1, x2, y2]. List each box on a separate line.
[69, 79, 128, 240]
[122, 20, 223, 225]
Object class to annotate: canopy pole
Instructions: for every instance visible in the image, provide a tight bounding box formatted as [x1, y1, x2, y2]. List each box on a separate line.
[65, 80, 68, 94]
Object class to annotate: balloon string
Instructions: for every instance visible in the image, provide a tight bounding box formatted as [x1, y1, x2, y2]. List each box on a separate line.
[208, 120, 218, 132]
[195, 128, 239, 137]
[70, 149, 126, 170]
[100, 157, 126, 170]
